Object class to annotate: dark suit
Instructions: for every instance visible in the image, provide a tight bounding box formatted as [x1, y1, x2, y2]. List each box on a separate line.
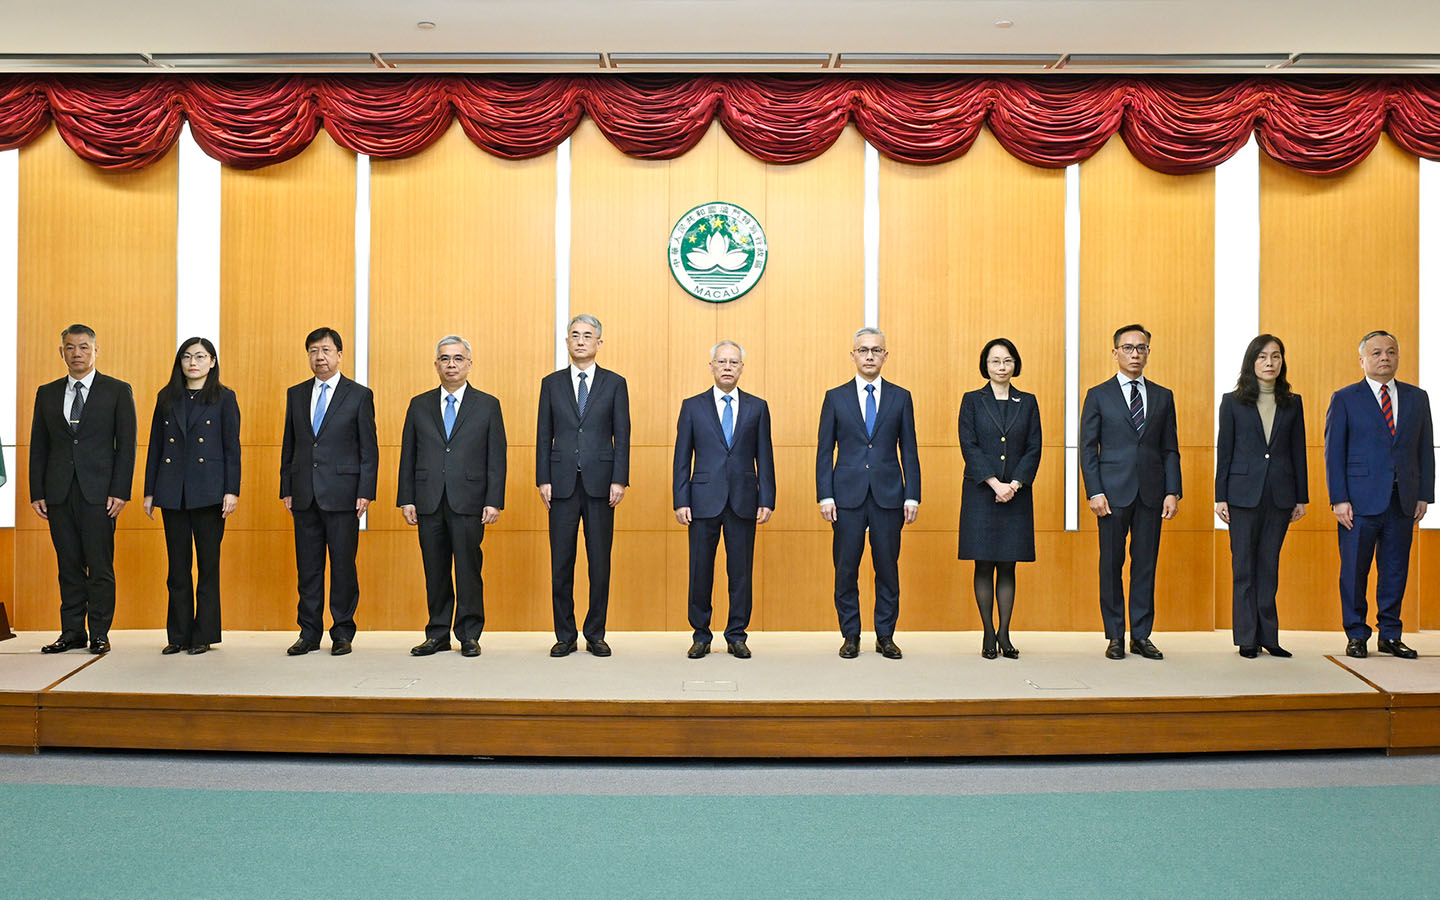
[1215, 391, 1308, 647]
[29, 372, 137, 641]
[1324, 379, 1435, 641]
[1080, 376, 1181, 641]
[143, 387, 242, 646]
[397, 385, 507, 642]
[816, 378, 921, 639]
[536, 365, 630, 642]
[957, 388, 1042, 562]
[279, 374, 379, 643]
[673, 388, 777, 643]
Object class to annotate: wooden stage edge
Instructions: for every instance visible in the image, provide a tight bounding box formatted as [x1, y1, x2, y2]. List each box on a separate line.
[3, 687, 1436, 758]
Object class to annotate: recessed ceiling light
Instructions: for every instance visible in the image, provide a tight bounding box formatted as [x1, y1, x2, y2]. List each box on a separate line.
[995, 19, 1014, 28]
[417, 20, 436, 30]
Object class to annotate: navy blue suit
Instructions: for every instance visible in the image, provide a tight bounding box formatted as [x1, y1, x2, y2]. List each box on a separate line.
[1324, 379, 1434, 641]
[816, 378, 921, 639]
[673, 388, 777, 643]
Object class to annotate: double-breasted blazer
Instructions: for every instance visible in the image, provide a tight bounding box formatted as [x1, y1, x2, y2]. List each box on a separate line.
[143, 387, 242, 510]
[29, 372, 137, 505]
[672, 388, 777, 520]
[279, 374, 379, 511]
[396, 385, 507, 516]
[535, 366, 631, 500]
[1214, 391, 1308, 509]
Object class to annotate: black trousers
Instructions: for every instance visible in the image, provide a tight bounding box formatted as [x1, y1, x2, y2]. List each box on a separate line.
[292, 504, 360, 642]
[548, 482, 613, 643]
[418, 497, 486, 642]
[1097, 497, 1162, 640]
[687, 506, 756, 643]
[161, 505, 225, 646]
[47, 476, 117, 640]
[832, 491, 904, 639]
[1227, 477, 1291, 648]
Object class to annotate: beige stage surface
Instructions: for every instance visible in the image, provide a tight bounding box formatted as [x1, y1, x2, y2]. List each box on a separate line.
[3, 630, 1437, 758]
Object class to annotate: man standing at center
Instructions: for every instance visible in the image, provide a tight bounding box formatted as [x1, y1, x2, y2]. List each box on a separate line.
[1080, 324, 1181, 661]
[537, 314, 630, 658]
[817, 326, 920, 660]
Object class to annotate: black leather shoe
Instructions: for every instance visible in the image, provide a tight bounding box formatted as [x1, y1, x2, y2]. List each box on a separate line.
[687, 641, 711, 659]
[586, 639, 612, 657]
[1130, 638, 1164, 660]
[410, 637, 451, 657]
[1239, 645, 1259, 658]
[839, 636, 860, 659]
[1345, 638, 1367, 659]
[187, 644, 209, 655]
[161, 644, 186, 655]
[1262, 645, 1292, 658]
[41, 635, 87, 654]
[1377, 638, 1419, 659]
[460, 639, 480, 658]
[875, 637, 903, 660]
[550, 640, 577, 657]
[287, 638, 321, 656]
[1105, 639, 1125, 660]
[89, 639, 111, 655]
[998, 639, 1019, 660]
[330, 639, 352, 656]
[726, 641, 751, 659]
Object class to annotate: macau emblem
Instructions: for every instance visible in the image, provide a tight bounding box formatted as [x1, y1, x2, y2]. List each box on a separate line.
[668, 202, 768, 303]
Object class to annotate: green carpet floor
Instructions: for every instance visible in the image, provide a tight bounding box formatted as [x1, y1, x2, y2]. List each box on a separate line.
[2, 783, 1437, 898]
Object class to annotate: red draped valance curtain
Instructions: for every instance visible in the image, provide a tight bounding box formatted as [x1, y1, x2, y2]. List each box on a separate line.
[2, 74, 1440, 175]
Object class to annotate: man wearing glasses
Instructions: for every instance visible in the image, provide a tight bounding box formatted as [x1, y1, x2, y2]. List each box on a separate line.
[817, 327, 921, 660]
[1080, 324, 1181, 661]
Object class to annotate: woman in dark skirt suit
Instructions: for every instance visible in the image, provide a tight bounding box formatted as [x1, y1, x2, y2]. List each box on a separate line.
[958, 338, 1042, 659]
[142, 337, 241, 655]
[1215, 333, 1307, 658]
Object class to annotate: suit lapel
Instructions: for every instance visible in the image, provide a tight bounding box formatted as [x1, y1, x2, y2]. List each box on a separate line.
[1357, 381, 1392, 438]
[849, 380, 873, 434]
[703, 391, 728, 449]
[429, 388, 448, 439]
[314, 376, 349, 438]
[1109, 379, 1140, 442]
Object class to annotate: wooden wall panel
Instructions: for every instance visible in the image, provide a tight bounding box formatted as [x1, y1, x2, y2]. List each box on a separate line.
[1259, 134, 1420, 633]
[1079, 135, 1216, 632]
[13, 126, 177, 630]
[219, 131, 355, 633]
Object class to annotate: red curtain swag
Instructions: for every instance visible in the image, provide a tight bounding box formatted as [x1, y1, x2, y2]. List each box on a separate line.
[2, 73, 1439, 175]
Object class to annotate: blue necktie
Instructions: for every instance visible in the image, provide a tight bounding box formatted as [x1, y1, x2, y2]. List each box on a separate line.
[721, 394, 734, 447]
[864, 384, 877, 437]
[1128, 381, 1144, 432]
[577, 372, 588, 416]
[444, 394, 456, 440]
[312, 382, 329, 434]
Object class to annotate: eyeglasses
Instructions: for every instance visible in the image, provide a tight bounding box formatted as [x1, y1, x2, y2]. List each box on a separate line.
[181, 353, 212, 363]
[1117, 344, 1150, 356]
[853, 347, 886, 357]
[437, 355, 470, 364]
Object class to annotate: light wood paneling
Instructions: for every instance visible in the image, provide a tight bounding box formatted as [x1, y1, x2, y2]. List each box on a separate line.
[14, 126, 178, 629]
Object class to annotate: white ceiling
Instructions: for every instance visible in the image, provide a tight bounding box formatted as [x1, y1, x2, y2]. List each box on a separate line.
[3, 0, 1439, 72]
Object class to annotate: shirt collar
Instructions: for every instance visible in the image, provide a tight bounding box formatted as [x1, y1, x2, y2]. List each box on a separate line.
[443, 382, 467, 403]
[1365, 375, 1395, 393]
[713, 385, 738, 403]
[570, 362, 596, 379]
[70, 370, 97, 391]
[314, 372, 342, 390]
[1115, 372, 1146, 388]
[855, 374, 883, 392]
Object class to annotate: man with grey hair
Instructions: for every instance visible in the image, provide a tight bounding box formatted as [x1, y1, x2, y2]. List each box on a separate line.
[1324, 329, 1433, 659]
[674, 339, 776, 658]
[817, 326, 920, 659]
[536, 314, 631, 657]
[31, 324, 137, 655]
[398, 335, 507, 658]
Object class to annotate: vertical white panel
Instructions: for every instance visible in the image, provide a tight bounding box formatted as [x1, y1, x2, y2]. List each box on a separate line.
[862, 141, 879, 329]
[176, 123, 222, 350]
[554, 137, 572, 371]
[354, 154, 371, 529]
[1213, 136, 1261, 529]
[0, 149, 16, 526]
[1063, 164, 1080, 531]
[1420, 158, 1440, 529]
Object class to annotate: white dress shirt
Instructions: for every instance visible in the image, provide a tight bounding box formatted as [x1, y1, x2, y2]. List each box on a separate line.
[441, 382, 467, 419]
[63, 369, 97, 420]
[713, 385, 739, 424]
[1115, 371, 1147, 421]
[570, 363, 596, 402]
[1364, 376, 1398, 425]
[309, 372, 343, 423]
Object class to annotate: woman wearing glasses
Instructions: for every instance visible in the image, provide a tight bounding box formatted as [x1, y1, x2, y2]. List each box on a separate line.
[1214, 334, 1307, 658]
[957, 338, 1042, 659]
[142, 338, 241, 655]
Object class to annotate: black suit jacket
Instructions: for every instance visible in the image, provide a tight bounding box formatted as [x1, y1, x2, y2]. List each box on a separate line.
[30, 372, 137, 504]
[1079, 377, 1182, 507]
[279, 375, 379, 512]
[535, 366, 631, 500]
[1214, 391, 1308, 509]
[673, 388, 777, 519]
[143, 387, 242, 510]
[957, 387, 1043, 487]
[816, 379, 921, 509]
[397, 385, 507, 516]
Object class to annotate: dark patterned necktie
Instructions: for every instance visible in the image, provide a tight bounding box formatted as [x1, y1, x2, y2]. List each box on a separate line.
[1128, 381, 1144, 431]
[1380, 383, 1395, 437]
[577, 372, 588, 416]
[68, 382, 85, 432]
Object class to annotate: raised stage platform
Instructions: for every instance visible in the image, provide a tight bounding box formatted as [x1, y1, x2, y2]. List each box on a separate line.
[3, 630, 1438, 757]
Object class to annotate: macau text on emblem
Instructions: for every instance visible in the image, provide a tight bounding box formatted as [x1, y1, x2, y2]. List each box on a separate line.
[668, 202, 768, 303]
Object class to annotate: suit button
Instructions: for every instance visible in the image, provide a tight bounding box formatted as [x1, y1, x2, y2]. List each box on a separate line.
[867, 443, 873, 449]
[198, 437, 204, 443]
[1000, 455, 1006, 460]
[1264, 453, 1270, 459]
[865, 464, 870, 469]
[445, 447, 451, 453]
[169, 438, 175, 443]
[206, 420, 211, 425]
[1001, 437, 1007, 442]
[579, 428, 584, 434]
[313, 463, 319, 468]
[73, 439, 79, 445]
[164, 420, 169, 425]
[164, 458, 171, 463]
[198, 457, 204, 463]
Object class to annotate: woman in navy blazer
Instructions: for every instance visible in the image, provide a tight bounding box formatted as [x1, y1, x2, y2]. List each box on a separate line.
[142, 338, 241, 655]
[1214, 334, 1307, 658]
[958, 339, 1042, 659]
